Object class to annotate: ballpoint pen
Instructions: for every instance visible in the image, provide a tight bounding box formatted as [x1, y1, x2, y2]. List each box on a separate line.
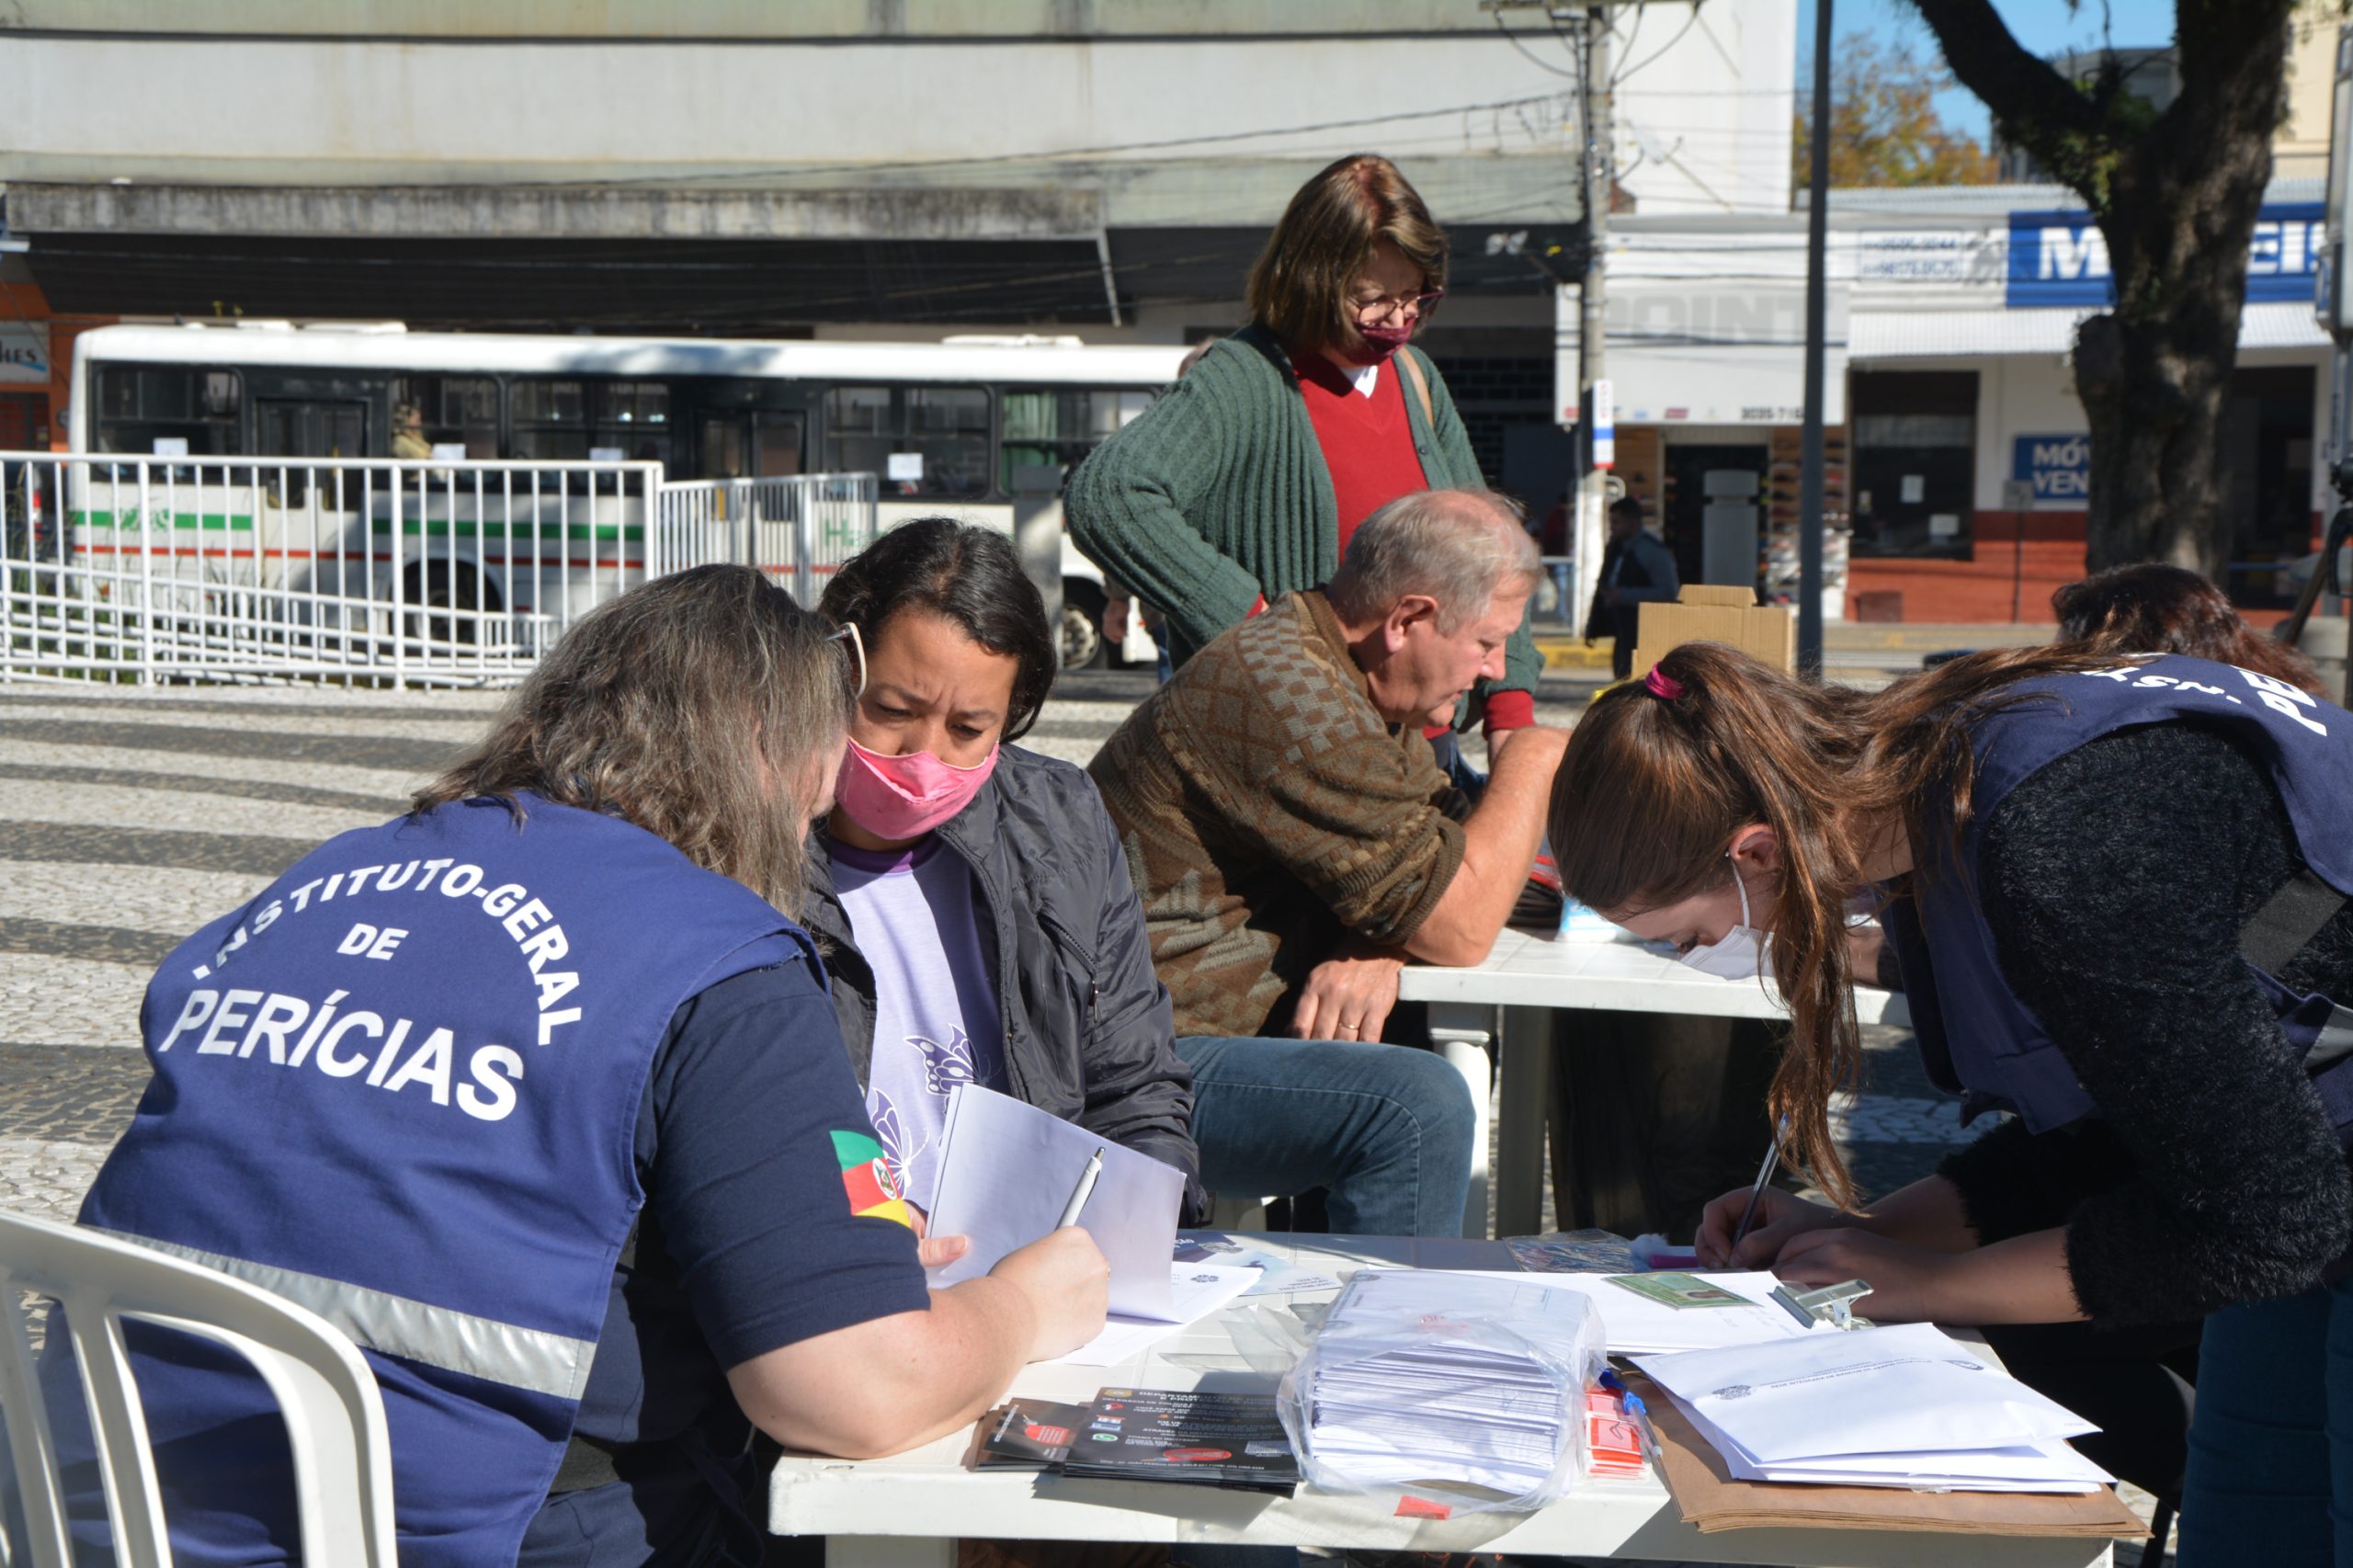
[1598, 1369, 1666, 1474]
[1057, 1146, 1105, 1228]
[1729, 1114, 1790, 1252]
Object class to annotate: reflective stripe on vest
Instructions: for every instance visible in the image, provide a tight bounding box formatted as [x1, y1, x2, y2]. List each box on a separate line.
[77, 795, 808, 1564]
[95, 1228, 598, 1402]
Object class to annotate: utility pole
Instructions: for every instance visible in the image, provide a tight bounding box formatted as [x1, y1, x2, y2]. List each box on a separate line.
[1574, 3, 1614, 648]
[1796, 0, 1834, 676]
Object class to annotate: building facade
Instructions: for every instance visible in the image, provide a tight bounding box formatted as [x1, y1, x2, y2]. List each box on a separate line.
[0, 0, 1795, 495]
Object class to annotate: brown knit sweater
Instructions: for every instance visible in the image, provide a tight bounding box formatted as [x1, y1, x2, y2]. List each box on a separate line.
[1086, 590, 1468, 1039]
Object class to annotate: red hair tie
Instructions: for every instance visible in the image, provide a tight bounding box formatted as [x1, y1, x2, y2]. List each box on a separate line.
[1644, 667, 1686, 701]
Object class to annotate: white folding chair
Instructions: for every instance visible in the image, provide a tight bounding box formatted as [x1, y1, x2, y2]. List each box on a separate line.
[0, 1210, 398, 1568]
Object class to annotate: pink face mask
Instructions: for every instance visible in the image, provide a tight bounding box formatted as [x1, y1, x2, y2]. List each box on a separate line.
[835, 736, 999, 841]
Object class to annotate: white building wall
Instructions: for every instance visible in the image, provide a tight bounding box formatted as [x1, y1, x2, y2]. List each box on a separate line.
[0, 4, 1793, 228]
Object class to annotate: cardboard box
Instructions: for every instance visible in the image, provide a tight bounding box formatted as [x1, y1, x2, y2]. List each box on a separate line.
[1631, 585, 1795, 677]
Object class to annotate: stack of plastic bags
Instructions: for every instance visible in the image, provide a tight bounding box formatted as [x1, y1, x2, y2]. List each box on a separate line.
[1279, 1268, 1605, 1511]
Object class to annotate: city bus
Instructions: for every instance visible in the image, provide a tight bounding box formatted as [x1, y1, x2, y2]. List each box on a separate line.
[62, 323, 1190, 665]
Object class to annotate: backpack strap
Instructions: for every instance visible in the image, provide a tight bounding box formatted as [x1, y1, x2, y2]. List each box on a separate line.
[1398, 347, 1437, 428]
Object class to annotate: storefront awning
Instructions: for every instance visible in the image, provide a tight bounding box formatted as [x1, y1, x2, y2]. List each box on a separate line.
[1851, 301, 2330, 359]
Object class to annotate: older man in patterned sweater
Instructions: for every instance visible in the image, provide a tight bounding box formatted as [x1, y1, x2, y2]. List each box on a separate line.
[1088, 489, 1567, 1236]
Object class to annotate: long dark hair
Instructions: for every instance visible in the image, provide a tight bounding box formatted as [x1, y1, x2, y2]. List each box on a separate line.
[415, 564, 852, 916]
[2054, 562, 2325, 695]
[1549, 640, 2122, 1207]
[819, 517, 1056, 742]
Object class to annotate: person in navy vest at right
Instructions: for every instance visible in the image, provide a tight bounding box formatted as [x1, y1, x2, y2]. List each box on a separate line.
[1550, 640, 2353, 1566]
[33, 565, 1108, 1567]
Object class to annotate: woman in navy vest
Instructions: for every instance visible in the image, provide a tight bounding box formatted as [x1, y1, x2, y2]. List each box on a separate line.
[50, 564, 1108, 1567]
[1551, 639, 2353, 1567]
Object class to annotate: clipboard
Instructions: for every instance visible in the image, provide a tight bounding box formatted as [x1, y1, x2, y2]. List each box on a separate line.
[1623, 1369, 2148, 1539]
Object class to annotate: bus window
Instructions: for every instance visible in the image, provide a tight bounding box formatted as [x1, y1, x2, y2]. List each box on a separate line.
[511, 378, 589, 461]
[822, 385, 988, 498]
[592, 381, 671, 467]
[93, 366, 241, 460]
[999, 387, 1154, 493]
[392, 375, 498, 459]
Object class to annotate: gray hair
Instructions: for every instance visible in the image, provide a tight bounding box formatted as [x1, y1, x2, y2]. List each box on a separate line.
[1326, 489, 1541, 632]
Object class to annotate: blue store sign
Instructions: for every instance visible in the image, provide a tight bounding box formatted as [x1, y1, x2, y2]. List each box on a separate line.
[2006, 203, 2324, 308]
[2012, 434, 2090, 506]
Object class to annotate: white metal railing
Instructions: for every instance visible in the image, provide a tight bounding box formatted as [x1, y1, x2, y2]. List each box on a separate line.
[1, 453, 878, 687]
[648, 472, 881, 608]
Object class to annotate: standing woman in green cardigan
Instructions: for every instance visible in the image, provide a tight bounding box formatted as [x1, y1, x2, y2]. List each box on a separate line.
[1067, 153, 1542, 749]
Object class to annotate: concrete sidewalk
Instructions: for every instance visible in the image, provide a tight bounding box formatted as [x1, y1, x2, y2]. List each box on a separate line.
[1533, 620, 2056, 676]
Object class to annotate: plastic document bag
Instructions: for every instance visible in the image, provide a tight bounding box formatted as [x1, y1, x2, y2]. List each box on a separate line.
[1278, 1268, 1605, 1517]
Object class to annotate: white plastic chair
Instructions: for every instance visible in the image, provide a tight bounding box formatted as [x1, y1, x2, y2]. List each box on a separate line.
[0, 1210, 398, 1568]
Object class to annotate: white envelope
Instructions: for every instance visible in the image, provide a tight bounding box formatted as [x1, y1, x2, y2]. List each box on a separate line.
[1634, 1322, 2097, 1465]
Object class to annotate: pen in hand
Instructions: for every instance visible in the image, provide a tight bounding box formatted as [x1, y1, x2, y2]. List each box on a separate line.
[1057, 1146, 1105, 1228]
[1728, 1115, 1789, 1255]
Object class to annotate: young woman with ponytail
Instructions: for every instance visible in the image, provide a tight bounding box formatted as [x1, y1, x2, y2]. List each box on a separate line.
[1552, 640, 2353, 1565]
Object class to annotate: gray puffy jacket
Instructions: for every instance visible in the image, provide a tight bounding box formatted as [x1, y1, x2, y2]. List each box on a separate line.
[804, 744, 1203, 1214]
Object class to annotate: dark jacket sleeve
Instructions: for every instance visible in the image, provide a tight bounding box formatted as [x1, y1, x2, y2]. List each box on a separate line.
[1968, 724, 2353, 1324]
[1065, 779, 1207, 1221]
[1065, 345, 1265, 655]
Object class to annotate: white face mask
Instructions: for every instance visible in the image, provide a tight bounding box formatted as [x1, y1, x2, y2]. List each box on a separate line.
[1679, 857, 1770, 980]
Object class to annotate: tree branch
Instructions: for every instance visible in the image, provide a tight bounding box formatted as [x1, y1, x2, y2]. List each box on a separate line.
[1907, 0, 2121, 206]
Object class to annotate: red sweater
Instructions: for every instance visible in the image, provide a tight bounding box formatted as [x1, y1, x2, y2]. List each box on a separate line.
[1283, 349, 1534, 735]
[1292, 349, 1428, 555]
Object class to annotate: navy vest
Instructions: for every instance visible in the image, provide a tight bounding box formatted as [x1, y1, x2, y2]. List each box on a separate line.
[77, 796, 801, 1565]
[1887, 654, 2353, 1136]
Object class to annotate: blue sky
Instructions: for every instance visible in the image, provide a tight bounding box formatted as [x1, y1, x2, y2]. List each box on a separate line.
[1793, 0, 2181, 142]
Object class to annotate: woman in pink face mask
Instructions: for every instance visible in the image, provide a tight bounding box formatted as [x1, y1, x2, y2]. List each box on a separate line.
[811, 519, 1203, 1245]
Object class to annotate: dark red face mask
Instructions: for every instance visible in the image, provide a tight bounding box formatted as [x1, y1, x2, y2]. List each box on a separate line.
[1343, 320, 1415, 366]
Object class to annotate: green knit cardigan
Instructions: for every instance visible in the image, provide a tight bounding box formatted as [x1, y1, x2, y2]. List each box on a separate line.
[1065, 324, 1541, 712]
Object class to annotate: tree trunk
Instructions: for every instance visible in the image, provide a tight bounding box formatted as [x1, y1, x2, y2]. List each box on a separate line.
[1908, 0, 2294, 579]
[2071, 302, 2237, 577]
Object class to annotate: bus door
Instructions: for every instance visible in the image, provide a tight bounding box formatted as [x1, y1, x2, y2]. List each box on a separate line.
[255, 398, 367, 506]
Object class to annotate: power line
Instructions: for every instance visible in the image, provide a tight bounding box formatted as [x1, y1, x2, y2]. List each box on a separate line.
[1490, 10, 1582, 80]
[535, 91, 1577, 189]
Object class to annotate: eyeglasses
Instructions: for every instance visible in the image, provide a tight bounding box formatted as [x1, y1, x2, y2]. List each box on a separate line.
[826, 621, 867, 700]
[1350, 288, 1445, 324]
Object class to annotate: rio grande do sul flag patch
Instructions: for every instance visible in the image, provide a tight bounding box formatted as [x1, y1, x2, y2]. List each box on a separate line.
[832, 1130, 914, 1228]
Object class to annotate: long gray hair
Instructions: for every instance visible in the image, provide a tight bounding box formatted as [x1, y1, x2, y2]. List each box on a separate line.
[413, 564, 852, 916]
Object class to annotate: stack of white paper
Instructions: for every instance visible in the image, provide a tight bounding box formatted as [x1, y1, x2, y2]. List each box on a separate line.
[1298, 1270, 1600, 1496]
[1633, 1323, 2112, 1494]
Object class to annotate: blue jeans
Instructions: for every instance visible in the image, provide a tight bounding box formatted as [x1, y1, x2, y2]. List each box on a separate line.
[1174, 1036, 1476, 1238]
[2177, 1271, 2353, 1566]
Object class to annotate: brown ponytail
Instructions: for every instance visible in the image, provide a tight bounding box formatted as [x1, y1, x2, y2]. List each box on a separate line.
[1549, 640, 2129, 1208]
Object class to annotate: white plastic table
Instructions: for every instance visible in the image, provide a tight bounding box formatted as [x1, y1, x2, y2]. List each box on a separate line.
[768, 1234, 2108, 1568]
[1399, 929, 1913, 1237]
